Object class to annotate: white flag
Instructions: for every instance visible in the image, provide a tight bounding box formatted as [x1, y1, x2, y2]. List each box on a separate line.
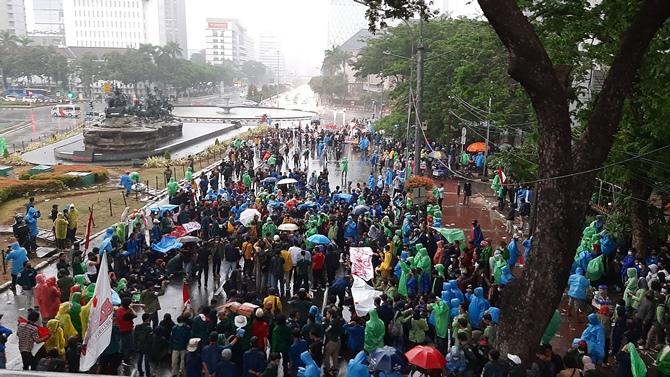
[351, 276, 382, 317]
[80, 253, 114, 371]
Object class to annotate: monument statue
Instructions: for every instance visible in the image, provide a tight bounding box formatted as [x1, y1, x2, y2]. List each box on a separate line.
[104, 87, 174, 120]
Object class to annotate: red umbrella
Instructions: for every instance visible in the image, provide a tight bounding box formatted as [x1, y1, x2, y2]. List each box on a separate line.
[404, 345, 447, 369]
[466, 142, 491, 153]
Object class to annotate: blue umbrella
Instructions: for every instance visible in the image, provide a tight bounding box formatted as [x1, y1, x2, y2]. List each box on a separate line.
[149, 204, 179, 215]
[369, 346, 409, 372]
[307, 234, 331, 245]
[351, 205, 370, 216]
[263, 176, 278, 183]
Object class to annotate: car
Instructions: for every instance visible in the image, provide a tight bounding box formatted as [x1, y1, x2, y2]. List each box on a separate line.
[243, 99, 258, 106]
[4, 95, 17, 102]
[21, 97, 38, 103]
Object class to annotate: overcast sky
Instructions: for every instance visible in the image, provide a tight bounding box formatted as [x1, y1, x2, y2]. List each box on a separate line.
[185, 0, 481, 75]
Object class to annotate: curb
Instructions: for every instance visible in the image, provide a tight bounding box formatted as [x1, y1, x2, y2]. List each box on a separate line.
[0, 120, 32, 135]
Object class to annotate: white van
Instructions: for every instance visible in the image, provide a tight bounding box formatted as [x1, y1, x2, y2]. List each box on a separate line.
[51, 105, 81, 118]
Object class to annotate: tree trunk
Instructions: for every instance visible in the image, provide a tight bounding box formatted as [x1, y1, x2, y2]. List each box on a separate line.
[627, 176, 654, 258]
[478, 0, 670, 364]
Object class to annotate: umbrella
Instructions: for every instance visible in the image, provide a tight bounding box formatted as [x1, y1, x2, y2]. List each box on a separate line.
[369, 346, 409, 372]
[239, 208, 261, 226]
[178, 236, 201, 243]
[278, 223, 299, 231]
[277, 178, 298, 185]
[149, 204, 179, 215]
[351, 205, 370, 216]
[428, 151, 446, 159]
[466, 142, 491, 153]
[307, 234, 331, 245]
[263, 177, 278, 184]
[405, 345, 447, 370]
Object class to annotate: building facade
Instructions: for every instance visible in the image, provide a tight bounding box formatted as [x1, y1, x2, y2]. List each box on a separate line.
[63, 0, 187, 49]
[256, 33, 284, 84]
[205, 18, 254, 69]
[25, 0, 65, 46]
[326, 0, 368, 48]
[0, 0, 28, 36]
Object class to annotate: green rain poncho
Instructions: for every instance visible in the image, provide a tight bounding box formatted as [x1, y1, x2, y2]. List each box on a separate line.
[116, 278, 127, 293]
[623, 268, 638, 307]
[167, 178, 179, 196]
[493, 254, 506, 284]
[242, 172, 252, 189]
[416, 246, 431, 275]
[541, 309, 561, 344]
[481, 244, 493, 265]
[114, 222, 126, 244]
[490, 174, 501, 192]
[430, 299, 449, 339]
[268, 155, 277, 165]
[129, 171, 140, 183]
[393, 230, 403, 256]
[461, 152, 469, 166]
[629, 342, 647, 377]
[435, 264, 445, 279]
[341, 157, 348, 173]
[185, 167, 193, 182]
[69, 292, 83, 335]
[262, 217, 277, 239]
[83, 282, 95, 303]
[364, 309, 385, 352]
[656, 345, 670, 376]
[398, 260, 411, 297]
[305, 224, 318, 249]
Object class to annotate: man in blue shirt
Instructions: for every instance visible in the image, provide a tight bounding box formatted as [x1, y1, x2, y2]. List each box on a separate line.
[342, 317, 364, 359]
[202, 332, 224, 376]
[243, 336, 266, 377]
[289, 328, 308, 376]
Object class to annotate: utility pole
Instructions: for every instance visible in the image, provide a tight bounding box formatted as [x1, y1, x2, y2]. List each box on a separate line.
[414, 42, 425, 175]
[482, 97, 491, 177]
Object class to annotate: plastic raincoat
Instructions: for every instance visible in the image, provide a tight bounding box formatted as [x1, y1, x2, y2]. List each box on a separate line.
[347, 351, 370, 377]
[364, 309, 385, 352]
[120, 173, 133, 191]
[54, 213, 68, 240]
[341, 157, 349, 173]
[430, 299, 449, 338]
[70, 292, 83, 335]
[41, 276, 61, 319]
[507, 239, 520, 266]
[33, 274, 46, 308]
[6, 242, 29, 276]
[185, 167, 192, 182]
[56, 302, 78, 339]
[83, 282, 95, 303]
[67, 205, 79, 230]
[492, 254, 506, 284]
[468, 287, 490, 329]
[80, 297, 93, 337]
[623, 267, 639, 307]
[445, 346, 466, 374]
[26, 207, 40, 237]
[450, 299, 461, 317]
[167, 177, 179, 196]
[541, 310, 561, 344]
[297, 350, 321, 377]
[500, 265, 513, 285]
[99, 227, 115, 254]
[45, 319, 66, 356]
[581, 313, 605, 363]
[262, 217, 277, 239]
[448, 280, 465, 304]
[344, 216, 357, 241]
[568, 268, 590, 301]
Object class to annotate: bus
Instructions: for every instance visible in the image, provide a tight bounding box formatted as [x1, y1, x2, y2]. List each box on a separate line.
[51, 105, 81, 118]
[5, 88, 51, 98]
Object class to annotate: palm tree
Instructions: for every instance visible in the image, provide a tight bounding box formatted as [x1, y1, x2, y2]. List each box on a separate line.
[0, 30, 20, 49]
[162, 41, 183, 59]
[322, 45, 353, 76]
[16, 35, 32, 46]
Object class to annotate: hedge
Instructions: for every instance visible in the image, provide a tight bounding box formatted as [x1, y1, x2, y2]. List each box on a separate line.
[0, 178, 65, 203]
[20, 165, 109, 187]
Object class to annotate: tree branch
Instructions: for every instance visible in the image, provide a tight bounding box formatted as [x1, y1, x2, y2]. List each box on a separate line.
[573, 0, 670, 170]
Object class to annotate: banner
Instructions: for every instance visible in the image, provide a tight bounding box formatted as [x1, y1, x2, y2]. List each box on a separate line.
[80, 253, 114, 371]
[350, 247, 374, 281]
[182, 221, 201, 234]
[351, 276, 381, 316]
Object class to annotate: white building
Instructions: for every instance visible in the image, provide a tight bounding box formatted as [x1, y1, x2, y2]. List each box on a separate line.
[63, 0, 187, 49]
[257, 33, 285, 84]
[205, 18, 254, 69]
[326, 0, 368, 48]
[24, 0, 65, 46]
[0, 0, 27, 36]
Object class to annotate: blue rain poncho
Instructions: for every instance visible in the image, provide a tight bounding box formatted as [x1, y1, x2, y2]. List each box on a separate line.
[567, 268, 590, 300]
[468, 287, 490, 329]
[581, 313, 606, 363]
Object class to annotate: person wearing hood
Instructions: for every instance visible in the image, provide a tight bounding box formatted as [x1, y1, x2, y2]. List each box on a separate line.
[580, 313, 605, 363]
[25, 207, 40, 253]
[298, 349, 321, 377]
[567, 268, 590, 320]
[347, 351, 370, 377]
[468, 287, 490, 329]
[429, 297, 449, 352]
[507, 235, 520, 271]
[344, 216, 357, 244]
[167, 177, 179, 197]
[44, 319, 66, 356]
[69, 292, 83, 335]
[262, 217, 277, 239]
[367, 173, 376, 189]
[120, 171, 133, 197]
[385, 168, 393, 188]
[445, 345, 466, 376]
[17, 262, 38, 307]
[54, 213, 68, 250]
[647, 264, 660, 284]
[55, 302, 78, 340]
[98, 227, 115, 255]
[66, 204, 79, 244]
[500, 265, 514, 285]
[623, 267, 639, 315]
[6, 242, 29, 295]
[364, 309, 385, 352]
[470, 220, 484, 246]
[475, 152, 485, 168]
[41, 276, 61, 321]
[542, 310, 561, 344]
[433, 264, 446, 296]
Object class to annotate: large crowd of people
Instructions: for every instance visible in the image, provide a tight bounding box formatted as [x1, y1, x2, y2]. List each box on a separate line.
[4, 121, 663, 377]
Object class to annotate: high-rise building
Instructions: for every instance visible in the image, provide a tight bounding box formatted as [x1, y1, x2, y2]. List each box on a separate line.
[0, 0, 27, 36]
[25, 0, 65, 46]
[257, 33, 284, 84]
[326, 0, 368, 48]
[63, 0, 187, 49]
[205, 18, 254, 69]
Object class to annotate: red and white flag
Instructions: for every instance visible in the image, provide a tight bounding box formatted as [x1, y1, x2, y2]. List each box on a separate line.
[80, 253, 113, 371]
[498, 166, 507, 184]
[182, 282, 191, 308]
[84, 207, 94, 250]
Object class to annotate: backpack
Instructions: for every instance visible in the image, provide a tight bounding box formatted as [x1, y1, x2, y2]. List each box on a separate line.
[270, 256, 284, 277]
[388, 311, 401, 337]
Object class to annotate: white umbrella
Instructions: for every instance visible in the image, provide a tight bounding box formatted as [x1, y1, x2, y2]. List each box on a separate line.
[277, 178, 298, 185]
[239, 208, 261, 226]
[178, 236, 201, 243]
[278, 223, 299, 231]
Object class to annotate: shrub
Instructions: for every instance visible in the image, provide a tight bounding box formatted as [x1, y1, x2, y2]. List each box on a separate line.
[31, 173, 82, 187]
[2, 148, 8, 158]
[163, 150, 171, 160]
[0, 178, 65, 202]
[19, 173, 31, 180]
[406, 176, 435, 190]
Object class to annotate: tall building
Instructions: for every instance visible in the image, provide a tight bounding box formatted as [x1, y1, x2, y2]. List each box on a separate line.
[205, 18, 254, 69]
[25, 0, 65, 46]
[0, 0, 27, 36]
[63, 0, 187, 49]
[326, 0, 368, 48]
[256, 33, 284, 84]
